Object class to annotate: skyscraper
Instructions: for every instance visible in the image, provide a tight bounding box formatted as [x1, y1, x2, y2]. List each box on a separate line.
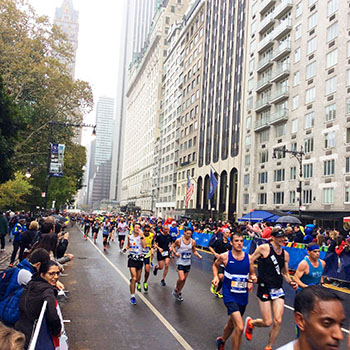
[54, 0, 79, 78]
[110, 0, 156, 202]
[90, 97, 115, 207]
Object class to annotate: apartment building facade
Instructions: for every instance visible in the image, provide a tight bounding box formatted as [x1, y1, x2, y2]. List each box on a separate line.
[240, 0, 350, 225]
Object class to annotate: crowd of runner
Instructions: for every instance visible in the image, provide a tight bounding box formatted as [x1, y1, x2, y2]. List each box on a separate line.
[76, 213, 349, 350]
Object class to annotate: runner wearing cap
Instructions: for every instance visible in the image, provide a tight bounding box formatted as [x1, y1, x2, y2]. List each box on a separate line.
[244, 228, 297, 350]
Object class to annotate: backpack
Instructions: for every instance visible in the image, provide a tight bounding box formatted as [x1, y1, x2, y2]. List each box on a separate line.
[0, 286, 24, 326]
[0, 268, 18, 301]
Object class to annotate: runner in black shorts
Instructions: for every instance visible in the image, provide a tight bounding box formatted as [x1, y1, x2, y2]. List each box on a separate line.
[153, 225, 172, 286]
[244, 228, 297, 350]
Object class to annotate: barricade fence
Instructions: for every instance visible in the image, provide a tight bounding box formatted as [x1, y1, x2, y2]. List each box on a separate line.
[177, 230, 350, 282]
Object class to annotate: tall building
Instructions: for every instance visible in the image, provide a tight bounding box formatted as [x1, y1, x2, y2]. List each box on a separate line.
[90, 97, 115, 207]
[240, 0, 350, 225]
[175, 0, 205, 215]
[120, 0, 190, 213]
[54, 0, 79, 78]
[194, 0, 248, 221]
[110, 0, 156, 202]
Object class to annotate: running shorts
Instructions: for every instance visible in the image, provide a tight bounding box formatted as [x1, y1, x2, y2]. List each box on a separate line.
[224, 301, 246, 316]
[177, 264, 191, 273]
[128, 258, 143, 270]
[157, 250, 170, 261]
[257, 284, 285, 302]
[144, 257, 150, 265]
[118, 235, 125, 242]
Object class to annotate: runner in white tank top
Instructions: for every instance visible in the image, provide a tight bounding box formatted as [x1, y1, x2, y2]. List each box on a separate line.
[171, 227, 202, 302]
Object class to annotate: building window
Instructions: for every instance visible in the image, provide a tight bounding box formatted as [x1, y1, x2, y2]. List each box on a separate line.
[245, 135, 251, 147]
[294, 47, 301, 63]
[307, 37, 317, 55]
[275, 124, 286, 137]
[303, 189, 312, 204]
[290, 166, 296, 180]
[304, 137, 314, 153]
[324, 131, 335, 148]
[345, 188, 350, 203]
[293, 71, 300, 86]
[305, 87, 315, 104]
[292, 95, 299, 110]
[304, 163, 313, 179]
[274, 169, 285, 182]
[296, 2, 302, 17]
[273, 192, 284, 205]
[259, 130, 270, 143]
[326, 49, 338, 69]
[347, 98, 350, 114]
[291, 119, 298, 133]
[327, 0, 338, 17]
[346, 128, 350, 143]
[324, 159, 335, 176]
[305, 112, 315, 129]
[325, 104, 336, 121]
[258, 172, 268, 184]
[325, 76, 337, 95]
[245, 154, 251, 166]
[308, 12, 318, 31]
[258, 193, 267, 205]
[323, 188, 334, 204]
[259, 150, 269, 163]
[243, 194, 249, 205]
[289, 191, 296, 204]
[346, 157, 350, 173]
[306, 62, 316, 80]
[295, 24, 302, 40]
[327, 22, 338, 42]
[244, 174, 250, 186]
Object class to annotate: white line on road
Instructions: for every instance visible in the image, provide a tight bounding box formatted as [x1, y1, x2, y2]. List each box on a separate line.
[83, 233, 194, 350]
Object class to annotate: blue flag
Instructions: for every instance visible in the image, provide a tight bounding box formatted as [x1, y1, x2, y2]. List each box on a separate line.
[208, 169, 218, 200]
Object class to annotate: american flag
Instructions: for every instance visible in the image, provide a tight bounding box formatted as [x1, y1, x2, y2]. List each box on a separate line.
[185, 175, 194, 207]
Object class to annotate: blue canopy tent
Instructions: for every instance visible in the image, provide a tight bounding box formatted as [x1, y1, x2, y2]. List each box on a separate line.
[238, 210, 280, 223]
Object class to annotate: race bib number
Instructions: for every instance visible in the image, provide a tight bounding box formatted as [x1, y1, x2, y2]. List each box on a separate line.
[269, 288, 285, 300]
[181, 252, 191, 260]
[161, 250, 169, 257]
[129, 253, 143, 261]
[230, 280, 248, 293]
[143, 247, 150, 253]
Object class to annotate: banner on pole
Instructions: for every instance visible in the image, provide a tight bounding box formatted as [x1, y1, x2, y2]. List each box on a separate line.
[50, 144, 65, 177]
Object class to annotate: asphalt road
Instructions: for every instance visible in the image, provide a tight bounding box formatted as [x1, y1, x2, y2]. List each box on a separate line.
[60, 226, 349, 350]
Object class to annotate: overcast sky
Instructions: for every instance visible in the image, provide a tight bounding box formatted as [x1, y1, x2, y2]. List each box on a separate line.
[28, 0, 124, 144]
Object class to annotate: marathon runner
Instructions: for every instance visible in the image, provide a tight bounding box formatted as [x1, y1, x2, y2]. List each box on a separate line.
[171, 227, 202, 302]
[117, 217, 129, 252]
[123, 222, 146, 305]
[209, 228, 231, 298]
[213, 232, 257, 350]
[102, 219, 110, 252]
[169, 221, 179, 242]
[136, 224, 154, 293]
[83, 216, 91, 240]
[293, 242, 325, 290]
[92, 219, 100, 244]
[244, 228, 297, 350]
[153, 225, 172, 286]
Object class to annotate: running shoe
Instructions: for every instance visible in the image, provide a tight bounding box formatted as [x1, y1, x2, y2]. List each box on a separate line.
[130, 297, 136, 305]
[216, 337, 225, 350]
[176, 293, 184, 302]
[216, 291, 223, 298]
[160, 279, 166, 287]
[172, 288, 178, 299]
[94, 239, 96, 244]
[264, 347, 272, 350]
[143, 282, 148, 293]
[244, 317, 254, 341]
[136, 283, 141, 292]
[210, 283, 216, 295]
[153, 266, 158, 276]
[103, 246, 107, 252]
[8, 263, 13, 268]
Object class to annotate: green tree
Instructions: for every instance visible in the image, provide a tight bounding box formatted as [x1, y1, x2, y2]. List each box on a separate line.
[0, 172, 33, 211]
[0, 76, 25, 183]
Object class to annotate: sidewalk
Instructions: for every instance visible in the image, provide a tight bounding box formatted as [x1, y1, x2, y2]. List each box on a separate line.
[0, 238, 14, 271]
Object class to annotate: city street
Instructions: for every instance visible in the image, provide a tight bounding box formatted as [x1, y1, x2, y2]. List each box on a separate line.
[61, 226, 350, 350]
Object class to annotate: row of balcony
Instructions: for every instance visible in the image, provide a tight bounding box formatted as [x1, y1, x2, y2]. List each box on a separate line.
[257, 40, 291, 73]
[256, 63, 290, 93]
[255, 86, 289, 112]
[258, 0, 293, 33]
[258, 19, 292, 53]
[254, 108, 289, 131]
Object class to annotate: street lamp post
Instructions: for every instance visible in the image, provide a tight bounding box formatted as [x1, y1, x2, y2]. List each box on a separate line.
[273, 145, 305, 221]
[43, 121, 96, 211]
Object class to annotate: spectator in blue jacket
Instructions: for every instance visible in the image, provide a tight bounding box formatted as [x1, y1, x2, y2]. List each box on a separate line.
[9, 219, 26, 267]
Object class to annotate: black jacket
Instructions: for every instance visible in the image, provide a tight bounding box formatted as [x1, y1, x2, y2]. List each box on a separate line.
[20, 229, 37, 249]
[15, 273, 61, 348]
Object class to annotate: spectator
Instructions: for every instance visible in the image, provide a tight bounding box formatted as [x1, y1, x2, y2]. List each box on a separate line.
[0, 322, 25, 350]
[9, 219, 26, 267]
[261, 223, 273, 239]
[0, 213, 9, 251]
[327, 230, 339, 253]
[15, 261, 62, 349]
[291, 225, 304, 243]
[18, 221, 38, 262]
[335, 236, 346, 256]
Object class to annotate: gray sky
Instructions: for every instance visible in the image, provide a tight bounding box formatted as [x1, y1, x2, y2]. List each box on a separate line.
[28, 0, 124, 144]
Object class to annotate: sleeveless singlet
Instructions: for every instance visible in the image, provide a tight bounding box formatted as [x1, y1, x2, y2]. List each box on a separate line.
[258, 243, 285, 289]
[298, 256, 323, 290]
[128, 234, 143, 260]
[222, 250, 250, 305]
[143, 233, 154, 258]
[176, 237, 193, 266]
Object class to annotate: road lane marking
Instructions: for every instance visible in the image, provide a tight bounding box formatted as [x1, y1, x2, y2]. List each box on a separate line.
[78, 228, 349, 337]
[81, 231, 194, 350]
